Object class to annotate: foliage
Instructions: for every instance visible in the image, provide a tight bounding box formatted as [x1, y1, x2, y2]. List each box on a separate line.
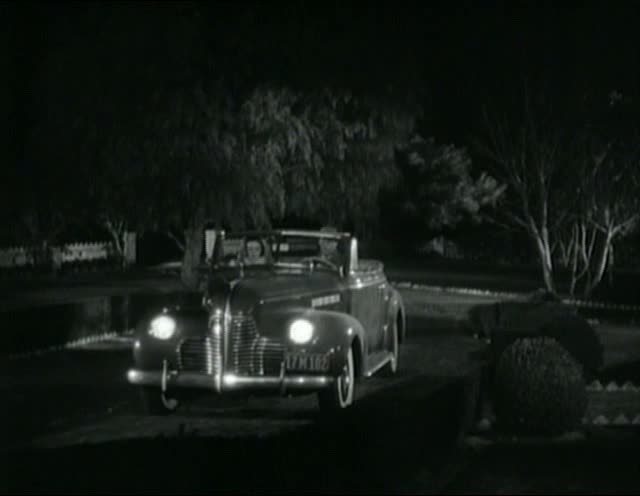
[224, 85, 324, 229]
[536, 313, 604, 379]
[469, 294, 604, 378]
[118, 79, 421, 285]
[309, 88, 421, 238]
[493, 337, 587, 436]
[382, 136, 504, 243]
[215, 85, 422, 238]
[4, 4, 425, 258]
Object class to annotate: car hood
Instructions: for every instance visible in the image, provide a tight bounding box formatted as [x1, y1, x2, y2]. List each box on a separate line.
[207, 268, 343, 312]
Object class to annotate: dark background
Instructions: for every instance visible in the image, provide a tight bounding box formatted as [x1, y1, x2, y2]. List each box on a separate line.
[6, 2, 639, 155]
[3, 2, 640, 266]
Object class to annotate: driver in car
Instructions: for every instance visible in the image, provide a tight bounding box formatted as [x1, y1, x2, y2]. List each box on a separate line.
[318, 226, 342, 267]
[244, 237, 266, 264]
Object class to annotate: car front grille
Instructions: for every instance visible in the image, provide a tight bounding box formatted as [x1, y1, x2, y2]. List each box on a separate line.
[177, 336, 220, 374]
[229, 313, 284, 376]
[176, 312, 283, 376]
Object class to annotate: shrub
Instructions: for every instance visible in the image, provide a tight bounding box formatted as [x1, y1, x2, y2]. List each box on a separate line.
[536, 312, 603, 380]
[493, 337, 588, 436]
[468, 296, 604, 379]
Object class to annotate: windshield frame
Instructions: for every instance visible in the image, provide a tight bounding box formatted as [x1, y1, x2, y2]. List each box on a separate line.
[211, 230, 349, 274]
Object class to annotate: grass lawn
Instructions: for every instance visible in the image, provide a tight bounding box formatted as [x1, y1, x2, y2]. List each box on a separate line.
[383, 255, 640, 306]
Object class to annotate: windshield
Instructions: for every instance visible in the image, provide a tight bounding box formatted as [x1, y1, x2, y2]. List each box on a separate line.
[214, 232, 345, 271]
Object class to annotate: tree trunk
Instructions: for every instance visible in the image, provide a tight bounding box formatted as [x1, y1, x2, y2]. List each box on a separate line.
[105, 221, 126, 269]
[569, 229, 580, 296]
[534, 229, 555, 293]
[607, 244, 615, 286]
[181, 226, 204, 290]
[582, 233, 612, 299]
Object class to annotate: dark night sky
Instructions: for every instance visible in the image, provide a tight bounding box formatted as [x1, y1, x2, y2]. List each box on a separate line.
[4, 2, 640, 149]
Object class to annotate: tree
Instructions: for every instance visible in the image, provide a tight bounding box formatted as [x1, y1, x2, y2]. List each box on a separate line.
[479, 85, 639, 297]
[138, 78, 240, 288]
[226, 85, 322, 230]
[7, 3, 426, 284]
[80, 129, 155, 268]
[2, 3, 86, 254]
[222, 84, 423, 240]
[61, 4, 228, 285]
[384, 136, 504, 246]
[478, 89, 571, 293]
[311, 88, 422, 240]
[555, 98, 640, 297]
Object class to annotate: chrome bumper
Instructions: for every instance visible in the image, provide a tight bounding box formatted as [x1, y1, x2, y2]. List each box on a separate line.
[127, 368, 334, 393]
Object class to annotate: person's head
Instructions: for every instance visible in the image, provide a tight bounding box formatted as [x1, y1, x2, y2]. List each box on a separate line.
[245, 238, 264, 262]
[319, 226, 339, 257]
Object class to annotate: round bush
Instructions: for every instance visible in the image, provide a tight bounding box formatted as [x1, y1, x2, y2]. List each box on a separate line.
[537, 312, 603, 380]
[476, 299, 604, 380]
[493, 337, 588, 436]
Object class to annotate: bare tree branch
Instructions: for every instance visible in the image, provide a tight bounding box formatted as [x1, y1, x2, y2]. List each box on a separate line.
[612, 214, 640, 237]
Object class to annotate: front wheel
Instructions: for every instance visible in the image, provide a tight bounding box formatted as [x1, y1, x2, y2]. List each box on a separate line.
[140, 386, 180, 415]
[318, 346, 356, 412]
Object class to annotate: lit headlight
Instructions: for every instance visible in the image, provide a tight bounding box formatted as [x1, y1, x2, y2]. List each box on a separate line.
[149, 315, 176, 340]
[289, 319, 314, 344]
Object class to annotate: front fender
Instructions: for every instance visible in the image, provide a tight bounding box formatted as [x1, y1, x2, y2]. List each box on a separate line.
[132, 305, 209, 369]
[258, 306, 366, 376]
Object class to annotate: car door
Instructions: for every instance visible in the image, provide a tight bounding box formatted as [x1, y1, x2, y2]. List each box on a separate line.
[346, 260, 386, 354]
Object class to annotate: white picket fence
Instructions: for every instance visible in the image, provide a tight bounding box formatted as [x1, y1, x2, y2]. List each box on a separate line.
[0, 247, 35, 268]
[58, 242, 112, 263]
[0, 242, 116, 269]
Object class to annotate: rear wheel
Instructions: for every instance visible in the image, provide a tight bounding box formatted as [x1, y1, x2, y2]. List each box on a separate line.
[140, 386, 180, 415]
[318, 346, 356, 412]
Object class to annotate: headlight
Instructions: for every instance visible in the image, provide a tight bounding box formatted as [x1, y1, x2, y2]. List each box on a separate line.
[149, 315, 176, 340]
[289, 319, 314, 344]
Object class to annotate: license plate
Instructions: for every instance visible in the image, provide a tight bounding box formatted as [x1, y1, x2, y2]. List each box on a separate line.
[285, 353, 330, 372]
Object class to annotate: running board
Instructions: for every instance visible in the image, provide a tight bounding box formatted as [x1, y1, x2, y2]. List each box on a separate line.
[365, 352, 393, 377]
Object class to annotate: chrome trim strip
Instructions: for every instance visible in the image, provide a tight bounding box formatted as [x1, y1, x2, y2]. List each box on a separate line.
[214, 322, 222, 392]
[161, 359, 170, 393]
[215, 229, 350, 239]
[260, 295, 304, 304]
[279, 229, 348, 239]
[127, 369, 333, 391]
[278, 361, 286, 395]
[261, 289, 341, 304]
[221, 280, 237, 392]
[260, 278, 386, 305]
[365, 354, 393, 377]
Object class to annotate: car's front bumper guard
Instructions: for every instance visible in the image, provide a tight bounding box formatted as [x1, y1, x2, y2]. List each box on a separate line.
[128, 361, 334, 394]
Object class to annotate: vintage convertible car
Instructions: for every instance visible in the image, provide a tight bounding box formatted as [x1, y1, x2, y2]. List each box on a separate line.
[127, 229, 406, 414]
